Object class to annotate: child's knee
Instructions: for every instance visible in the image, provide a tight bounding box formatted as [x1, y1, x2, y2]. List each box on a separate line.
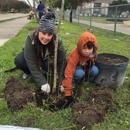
[92, 66, 99, 76]
[75, 69, 85, 79]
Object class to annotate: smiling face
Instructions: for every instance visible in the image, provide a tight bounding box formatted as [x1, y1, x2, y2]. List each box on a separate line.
[38, 32, 53, 45]
[82, 44, 94, 57]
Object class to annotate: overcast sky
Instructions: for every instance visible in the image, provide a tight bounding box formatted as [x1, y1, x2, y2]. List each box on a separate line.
[22, 0, 33, 6]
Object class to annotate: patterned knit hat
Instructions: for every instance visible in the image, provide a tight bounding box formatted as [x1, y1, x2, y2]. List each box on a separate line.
[38, 12, 54, 34]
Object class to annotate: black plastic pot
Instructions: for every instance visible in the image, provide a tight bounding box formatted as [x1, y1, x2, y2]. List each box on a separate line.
[94, 53, 129, 89]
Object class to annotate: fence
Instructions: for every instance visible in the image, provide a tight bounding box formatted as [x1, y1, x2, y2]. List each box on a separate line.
[64, 4, 130, 37]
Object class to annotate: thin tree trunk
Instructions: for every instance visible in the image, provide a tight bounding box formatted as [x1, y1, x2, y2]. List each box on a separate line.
[52, 0, 65, 94]
[27, 0, 39, 23]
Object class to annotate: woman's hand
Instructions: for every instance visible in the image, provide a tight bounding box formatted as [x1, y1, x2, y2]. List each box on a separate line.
[41, 83, 50, 94]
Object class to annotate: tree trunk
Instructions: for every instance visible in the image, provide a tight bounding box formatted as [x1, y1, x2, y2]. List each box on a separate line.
[27, 0, 39, 23]
[70, 9, 72, 23]
[52, 0, 65, 94]
[33, 0, 39, 23]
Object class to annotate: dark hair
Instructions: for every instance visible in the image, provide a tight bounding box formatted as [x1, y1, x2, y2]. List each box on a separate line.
[84, 41, 96, 52]
[33, 31, 56, 69]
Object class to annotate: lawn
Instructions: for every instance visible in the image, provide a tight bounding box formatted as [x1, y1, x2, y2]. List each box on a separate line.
[74, 16, 122, 24]
[0, 18, 130, 130]
[74, 16, 130, 25]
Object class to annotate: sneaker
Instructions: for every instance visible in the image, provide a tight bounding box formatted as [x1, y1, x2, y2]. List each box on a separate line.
[23, 73, 31, 79]
[84, 81, 89, 86]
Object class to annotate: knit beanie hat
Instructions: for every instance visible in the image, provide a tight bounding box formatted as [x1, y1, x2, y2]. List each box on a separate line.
[38, 12, 54, 34]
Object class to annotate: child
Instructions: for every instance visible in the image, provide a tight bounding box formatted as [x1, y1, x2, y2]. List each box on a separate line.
[49, 32, 99, 111]
[62, 31, 99, 96]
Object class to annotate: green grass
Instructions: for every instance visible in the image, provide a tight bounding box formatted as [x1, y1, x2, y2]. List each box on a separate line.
[0, 18, 130, 130]
[0, 16, 27, 23]
[75, 16, 130, 24]
[75, 16, 123, 24]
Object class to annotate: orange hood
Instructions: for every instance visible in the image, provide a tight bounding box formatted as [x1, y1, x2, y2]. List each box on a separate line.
[77, 32, 98, 57]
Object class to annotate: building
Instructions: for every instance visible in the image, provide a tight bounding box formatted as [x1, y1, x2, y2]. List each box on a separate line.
[66, 0, 130, 18]
[78, 0, 114, 16]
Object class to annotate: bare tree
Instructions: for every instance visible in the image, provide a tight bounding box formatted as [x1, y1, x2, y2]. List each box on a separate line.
[52, 0, 65, 94]
[32, 0, 39, 23]
[0, 0, 18, 11]
[26, 0, 39, 23]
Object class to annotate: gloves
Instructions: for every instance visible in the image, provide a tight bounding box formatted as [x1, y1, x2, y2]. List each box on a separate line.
[49, 96, 73, 112]
[65, 96, 73, 106]
[41, 83, 50, 94]
[60, 85, 64, 92]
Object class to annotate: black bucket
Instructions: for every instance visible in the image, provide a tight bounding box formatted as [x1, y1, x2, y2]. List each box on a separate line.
[94, 53, 129, 89]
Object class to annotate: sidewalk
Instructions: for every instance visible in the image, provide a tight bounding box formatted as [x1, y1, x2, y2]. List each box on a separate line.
[0, 13, 28, 21]
[0, 13, 30, 46]
[73, 19, 130, 35]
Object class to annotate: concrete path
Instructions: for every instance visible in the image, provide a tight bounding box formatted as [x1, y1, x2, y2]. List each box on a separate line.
[0, 13, 130, 47]
[0, 13, 28, 20]
[0, 13, 30, 46]
[73, 19, 130, 35]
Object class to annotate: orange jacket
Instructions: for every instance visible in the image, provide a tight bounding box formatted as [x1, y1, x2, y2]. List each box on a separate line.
[62, 32, 98, 96]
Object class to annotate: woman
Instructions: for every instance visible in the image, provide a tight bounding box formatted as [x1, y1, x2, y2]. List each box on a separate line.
[15, 12, 66, 94]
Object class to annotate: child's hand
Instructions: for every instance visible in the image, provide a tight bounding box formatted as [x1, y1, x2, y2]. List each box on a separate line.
[49, 96, 73, 112]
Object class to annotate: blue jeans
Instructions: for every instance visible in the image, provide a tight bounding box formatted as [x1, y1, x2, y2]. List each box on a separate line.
[73, 65, 99, 83]
[39, 12, 43, 19]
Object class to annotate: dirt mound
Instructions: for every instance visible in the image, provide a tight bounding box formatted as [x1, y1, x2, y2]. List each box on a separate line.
[71, 89, 113, 130]
[4, 77, 114, 129]
[4, 77, 34, 111]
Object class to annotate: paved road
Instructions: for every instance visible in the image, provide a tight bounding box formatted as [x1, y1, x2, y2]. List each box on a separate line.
[0, 13, 30, 46]
[0, 13, 130, 47]
[73, 19, 130, 35]
[0, 13, 28, 20]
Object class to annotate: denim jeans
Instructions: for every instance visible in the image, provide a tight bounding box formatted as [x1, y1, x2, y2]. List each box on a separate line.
[39, 12, 43, 19]
[73, 65, 99, 83]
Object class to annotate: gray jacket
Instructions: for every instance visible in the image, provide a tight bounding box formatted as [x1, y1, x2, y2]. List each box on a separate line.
[24, 31, 66, 87]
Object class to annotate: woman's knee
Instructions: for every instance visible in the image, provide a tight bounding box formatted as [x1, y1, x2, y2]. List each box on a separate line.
[14, 51, 26, 68]
[14, 53, 22, 67]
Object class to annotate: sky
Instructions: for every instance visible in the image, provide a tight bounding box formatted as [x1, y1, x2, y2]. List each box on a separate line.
[25, 0, 33, 6]
[20, 0, 33, 6]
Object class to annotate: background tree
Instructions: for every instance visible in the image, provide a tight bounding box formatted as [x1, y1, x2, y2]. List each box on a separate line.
[13, 1, 29, 12]
[54, 0, 95, 9]
[109, 0, 130, 16]
[0, 0, 29, 12]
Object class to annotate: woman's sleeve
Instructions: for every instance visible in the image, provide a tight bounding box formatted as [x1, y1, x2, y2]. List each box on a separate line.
[24, 34, 47, 87]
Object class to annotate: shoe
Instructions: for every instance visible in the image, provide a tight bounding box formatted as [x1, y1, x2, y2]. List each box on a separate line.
[23, 73, 31, 79]
[84, 81, 89, 86]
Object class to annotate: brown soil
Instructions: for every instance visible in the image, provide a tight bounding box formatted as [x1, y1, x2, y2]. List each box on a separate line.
[96, 55, 127, 64]
[4, 77, 113, 129]
[71, 89, 113, 130]
[28, 27, 37, 31]
[4, 77, 34, 111]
